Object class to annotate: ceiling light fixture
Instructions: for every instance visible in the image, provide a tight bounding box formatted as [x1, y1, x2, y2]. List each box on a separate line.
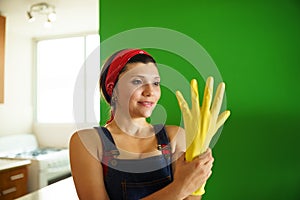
[27, 2, 56, 28]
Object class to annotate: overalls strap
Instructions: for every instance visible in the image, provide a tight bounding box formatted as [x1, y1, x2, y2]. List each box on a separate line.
[154, 125, 172, 160]
[94, 127, 120, 175]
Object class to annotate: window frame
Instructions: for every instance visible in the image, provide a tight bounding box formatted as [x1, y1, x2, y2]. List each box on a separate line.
[33, 32, 100, 125]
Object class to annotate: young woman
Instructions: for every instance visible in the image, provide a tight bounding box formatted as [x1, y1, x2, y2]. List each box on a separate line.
[70, 49, 214, 200]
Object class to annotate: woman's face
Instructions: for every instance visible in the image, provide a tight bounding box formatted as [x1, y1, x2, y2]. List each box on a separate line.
[113, 62, 161, 119]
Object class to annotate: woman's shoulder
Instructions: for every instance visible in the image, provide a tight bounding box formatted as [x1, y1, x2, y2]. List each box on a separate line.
[164, 125, 185, 137]
[76, 127, 99, 135]
[70, 128, 100, 143]
[163, 125, 186, 152]
[70, 128, 103, 159]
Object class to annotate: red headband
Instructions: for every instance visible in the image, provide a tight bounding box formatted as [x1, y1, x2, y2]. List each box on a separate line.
[105, 49, 152, 97]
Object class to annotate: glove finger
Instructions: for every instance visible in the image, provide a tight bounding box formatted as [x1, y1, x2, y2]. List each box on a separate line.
[202, 76, 214, 113]
[215, 110, 231, 131]
[191, 79, 200, 117]
[176, 91, 192, 119]
[211, 82, 225, 121]
[200, 77, 213, 136]
[204, 109, 230, 149]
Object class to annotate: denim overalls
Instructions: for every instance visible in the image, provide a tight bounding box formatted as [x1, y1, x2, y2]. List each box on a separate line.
[95, 125, 173, 200]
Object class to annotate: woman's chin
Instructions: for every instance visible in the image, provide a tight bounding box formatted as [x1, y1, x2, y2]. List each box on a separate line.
[132, 111, 153, 119]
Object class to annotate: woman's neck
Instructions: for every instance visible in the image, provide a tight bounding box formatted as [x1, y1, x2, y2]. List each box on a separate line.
[108, 116, 153, 138]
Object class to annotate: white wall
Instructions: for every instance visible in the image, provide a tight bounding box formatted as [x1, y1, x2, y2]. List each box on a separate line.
[0, 0, 98, 148]
[0, 23, 33, 135]
[33, 123, 76, 148]
[33, 123, 98, 148]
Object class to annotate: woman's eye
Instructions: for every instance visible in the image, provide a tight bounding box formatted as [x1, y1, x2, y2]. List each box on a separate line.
[132, 80, 142, 85]
[154, 81, 160, 86]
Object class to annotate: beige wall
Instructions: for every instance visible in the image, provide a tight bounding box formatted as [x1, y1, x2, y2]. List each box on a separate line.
[0, 27, 33, 135]
[0, 0, 98, 148]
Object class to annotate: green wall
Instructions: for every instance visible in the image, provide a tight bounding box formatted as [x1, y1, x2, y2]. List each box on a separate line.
[99, 0, 300, 199]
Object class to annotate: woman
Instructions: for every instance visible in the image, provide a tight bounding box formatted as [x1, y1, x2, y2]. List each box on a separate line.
[70, 49, 214, 200]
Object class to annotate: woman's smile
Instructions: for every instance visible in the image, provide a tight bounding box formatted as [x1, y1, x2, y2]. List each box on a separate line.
[137, 100, 155, 108]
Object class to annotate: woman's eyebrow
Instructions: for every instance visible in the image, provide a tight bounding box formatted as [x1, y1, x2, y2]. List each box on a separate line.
[130, 75, 160, 79]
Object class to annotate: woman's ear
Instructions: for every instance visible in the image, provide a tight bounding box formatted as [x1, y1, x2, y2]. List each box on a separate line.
[111, 95, 118, 105]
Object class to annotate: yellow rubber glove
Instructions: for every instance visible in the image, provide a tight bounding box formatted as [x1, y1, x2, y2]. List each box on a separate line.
[175, 76, 231, 196]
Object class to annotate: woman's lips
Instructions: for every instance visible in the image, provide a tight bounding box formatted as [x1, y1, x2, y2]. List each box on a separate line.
[138, 101, 154, 108]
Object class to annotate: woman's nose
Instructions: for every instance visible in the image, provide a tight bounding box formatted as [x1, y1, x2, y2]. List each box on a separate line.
[142, 84, 154, 96]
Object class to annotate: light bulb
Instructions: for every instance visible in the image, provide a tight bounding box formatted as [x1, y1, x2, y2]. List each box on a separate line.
[48, 12, 56, 22]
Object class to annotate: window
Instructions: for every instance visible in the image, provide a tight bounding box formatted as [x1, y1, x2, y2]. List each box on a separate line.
[36, 34, 100, 123]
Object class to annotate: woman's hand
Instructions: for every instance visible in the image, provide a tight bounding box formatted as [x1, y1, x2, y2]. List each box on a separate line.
[172, 149, 214, 199]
